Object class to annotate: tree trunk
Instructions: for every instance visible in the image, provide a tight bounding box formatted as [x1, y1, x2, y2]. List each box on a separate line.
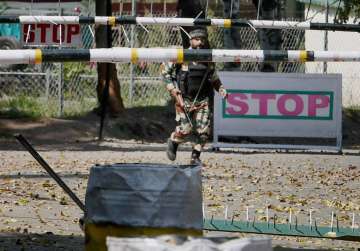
[95, 0, 124, 116]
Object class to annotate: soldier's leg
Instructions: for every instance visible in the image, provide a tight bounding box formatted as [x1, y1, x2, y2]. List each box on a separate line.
[191, 104, 211, 165]
[167, 110, 193, 161]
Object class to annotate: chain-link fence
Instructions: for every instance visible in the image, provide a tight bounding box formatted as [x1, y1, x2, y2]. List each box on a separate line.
[302, 6, 360, 107]
[0, 7, 359, 118]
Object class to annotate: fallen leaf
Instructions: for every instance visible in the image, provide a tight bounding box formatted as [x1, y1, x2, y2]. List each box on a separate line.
[17, 198, 29, 206]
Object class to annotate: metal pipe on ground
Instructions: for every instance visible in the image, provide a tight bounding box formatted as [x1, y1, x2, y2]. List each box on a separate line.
[14, 134, 86, 212]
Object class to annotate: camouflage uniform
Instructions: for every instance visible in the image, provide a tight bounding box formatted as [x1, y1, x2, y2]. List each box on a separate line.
[162, 61, 223, 163]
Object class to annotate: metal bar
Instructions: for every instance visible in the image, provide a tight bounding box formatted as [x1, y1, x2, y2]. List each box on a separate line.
[58, 62, 64, 117]
[98, 63, 110, 141]
[323, 0, 329, 74]
[79, 75, 162, 81]
[204, 218, 360, 242]
[14, 134, 86, 212]
[45, 67, 50, 101]
[98, 0, 113, 141]
[2, 48, 360, 64]
[58, 8, 64, 117]
[129, 0, 136, 105]
[0, 72, 46, 76]
[1, 15, 360, 32]
[211, 142, 341, 152]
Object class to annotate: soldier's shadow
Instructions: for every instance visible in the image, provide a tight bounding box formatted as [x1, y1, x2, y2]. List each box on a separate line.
[0, 232, 83, 251]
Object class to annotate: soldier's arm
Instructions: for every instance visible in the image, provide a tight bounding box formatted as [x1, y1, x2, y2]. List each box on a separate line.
[161, 62, 177, 93]
[161, 62, 184, 107]
[210, 69, 227, 98]
[210, 69, 222, 91]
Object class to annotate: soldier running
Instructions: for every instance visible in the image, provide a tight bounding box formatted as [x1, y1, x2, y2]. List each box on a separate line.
[162, 29, 228, 165]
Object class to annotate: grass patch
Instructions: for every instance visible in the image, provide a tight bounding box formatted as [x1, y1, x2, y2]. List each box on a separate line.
[0, 96, 98, 119]
[62, 99, 98, 118]
[0, 96, 45, 119]
[344, 106, 360, 123]
[120, 82, 170, 107]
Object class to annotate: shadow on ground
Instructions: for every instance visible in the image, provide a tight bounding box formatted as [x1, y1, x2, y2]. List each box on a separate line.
[0, 232, 337, 251]
[0, 106, 360, 151]
[0, 105, 176, 150]
[274, 247, 335, 251]
[0, 232, 83, 251]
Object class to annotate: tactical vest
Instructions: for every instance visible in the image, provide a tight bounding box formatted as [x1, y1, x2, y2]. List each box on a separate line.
[177, 62, 213, 100]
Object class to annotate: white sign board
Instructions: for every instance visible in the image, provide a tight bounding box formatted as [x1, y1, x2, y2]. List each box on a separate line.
[213, 72, 342, 151]
[21, 23, 81, 46]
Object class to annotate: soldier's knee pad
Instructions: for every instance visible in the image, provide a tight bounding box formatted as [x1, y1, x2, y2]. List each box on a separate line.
[199, 134, 208, 143]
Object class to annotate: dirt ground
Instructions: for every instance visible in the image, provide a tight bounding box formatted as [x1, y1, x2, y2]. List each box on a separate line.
[1, 107, 360, 250]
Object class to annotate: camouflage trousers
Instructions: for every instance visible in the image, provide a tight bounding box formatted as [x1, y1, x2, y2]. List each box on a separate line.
[170, 99, 211, 152]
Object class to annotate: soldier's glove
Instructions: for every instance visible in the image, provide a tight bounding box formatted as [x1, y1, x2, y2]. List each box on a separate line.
[219, 86, 228, 99]
[170, 88, 185, 109]
[170, 87, 181, 98]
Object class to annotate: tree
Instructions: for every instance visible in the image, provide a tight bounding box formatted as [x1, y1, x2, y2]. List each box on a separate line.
[335, 0, 360, 23]
[0, 3, 8, 14]
[95, 0, 124, 117]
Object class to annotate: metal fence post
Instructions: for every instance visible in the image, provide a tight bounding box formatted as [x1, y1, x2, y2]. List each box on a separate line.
[129, 0, 136, 106]
[58, 7, 64, 117]
[58, 62, 64, 117]
[323, 0, 329, 74]
[45, 66, 50, 102]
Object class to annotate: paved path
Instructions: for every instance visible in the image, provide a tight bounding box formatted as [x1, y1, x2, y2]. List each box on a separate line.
[0, 140, 360, 250]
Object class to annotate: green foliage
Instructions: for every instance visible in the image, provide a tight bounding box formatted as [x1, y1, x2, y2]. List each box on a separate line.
[0, 96, 97, 119]
[63, 62, 94, 82]
[335, 0, 360, 23]
[0, 96, 44, 119]
[120, 82, 169, 107]
[62, 62, 97, 100]
[0, 3, 9, 15]
[62, 98, 97, 117]
[344, 105, 360, 122]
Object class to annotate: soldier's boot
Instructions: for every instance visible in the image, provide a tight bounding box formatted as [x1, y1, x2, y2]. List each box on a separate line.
[166, 138, 178, 161]
[190, 149, 202, 165]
